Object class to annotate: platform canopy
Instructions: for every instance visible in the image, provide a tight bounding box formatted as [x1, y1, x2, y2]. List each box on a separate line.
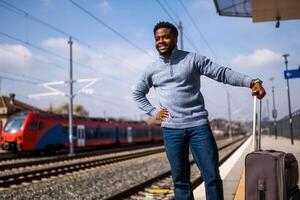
[214, 0, 300, 22]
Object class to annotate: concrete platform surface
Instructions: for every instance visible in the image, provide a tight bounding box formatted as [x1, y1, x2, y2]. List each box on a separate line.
[193, 135, 300, 200]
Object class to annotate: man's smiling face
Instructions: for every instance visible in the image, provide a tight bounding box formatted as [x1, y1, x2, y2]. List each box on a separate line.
[155, 28, 177, 58]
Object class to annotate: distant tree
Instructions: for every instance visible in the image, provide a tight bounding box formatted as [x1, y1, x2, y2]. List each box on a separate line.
[74, 104, 89, 117]
[50, 103, 68, 115]
[46, 103, 89, 117]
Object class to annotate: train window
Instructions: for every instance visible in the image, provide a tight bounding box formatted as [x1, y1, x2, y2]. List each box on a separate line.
[119, 128, 127, 136]
[4, 117, 25, 133]
[135, 128, 148, 137]
[100, 127, 115, 138]
[73, 126, 77, 136]
[91, 128, 96, 138]
[96, 128, 101, 138]
[29, 121, 38, 131]
[85, 128, 90, 139]
[86, 127, 96, 139]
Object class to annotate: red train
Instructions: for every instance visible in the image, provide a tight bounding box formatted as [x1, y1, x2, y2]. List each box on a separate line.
[1, 111, 163, 152]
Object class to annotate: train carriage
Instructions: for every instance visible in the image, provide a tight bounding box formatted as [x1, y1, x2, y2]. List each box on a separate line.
[1, 111, 163, 152]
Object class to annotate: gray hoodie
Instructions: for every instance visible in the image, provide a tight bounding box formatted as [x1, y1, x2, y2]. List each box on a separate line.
[132, 47, 253, 128]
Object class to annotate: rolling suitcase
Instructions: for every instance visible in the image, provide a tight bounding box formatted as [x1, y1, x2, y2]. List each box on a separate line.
[245, 97, 299, 200]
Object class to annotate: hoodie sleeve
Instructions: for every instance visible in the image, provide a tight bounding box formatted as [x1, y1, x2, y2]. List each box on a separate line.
[195, 54, 253, 88]
[132, 69, 159, 117]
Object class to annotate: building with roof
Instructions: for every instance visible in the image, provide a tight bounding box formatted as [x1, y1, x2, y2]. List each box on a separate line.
[214, 0, 300, 27]
[0, 94, 42, 132]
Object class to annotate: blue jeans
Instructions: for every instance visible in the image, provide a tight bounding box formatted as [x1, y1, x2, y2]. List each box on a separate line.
[162, 124, 223, 200]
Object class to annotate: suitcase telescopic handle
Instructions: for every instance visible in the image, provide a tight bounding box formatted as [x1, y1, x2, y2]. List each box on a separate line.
[252, 96, 262, 151]
[252, 96, 257, 151]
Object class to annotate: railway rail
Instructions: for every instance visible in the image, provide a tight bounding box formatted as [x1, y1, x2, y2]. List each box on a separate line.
[0, 146, 165, 188]
[0, 152, 20, 161]
[105, 135, 248, 200]
[0, 135, 246, 200]
[0, 143, 163, 171]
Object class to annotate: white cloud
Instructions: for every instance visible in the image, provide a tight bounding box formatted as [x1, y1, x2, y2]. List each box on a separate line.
[85, 43, 155, 81]
[42, 37, 93, 63]
[0, 44, 33, 69]
[98, 0, 111, 13]
[42, 37, 68, 51]
[41, 37, 154, 80]
[231, 49, 282, 68]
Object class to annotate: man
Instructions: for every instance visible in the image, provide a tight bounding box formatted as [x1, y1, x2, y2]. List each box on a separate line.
[132, 21, 265, 200]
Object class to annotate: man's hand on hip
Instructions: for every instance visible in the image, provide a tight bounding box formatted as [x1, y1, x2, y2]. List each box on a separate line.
[251, 83, 266, 99]
[156, 109, 169, 121]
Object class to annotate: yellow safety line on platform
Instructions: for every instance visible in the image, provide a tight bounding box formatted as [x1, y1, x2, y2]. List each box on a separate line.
[234, 168, 245, 200]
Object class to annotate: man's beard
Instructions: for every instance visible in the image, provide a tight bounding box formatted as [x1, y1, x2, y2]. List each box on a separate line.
[157, 44, 175, 56]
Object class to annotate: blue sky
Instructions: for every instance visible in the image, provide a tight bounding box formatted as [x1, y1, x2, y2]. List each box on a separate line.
[0, 0, 299, 121]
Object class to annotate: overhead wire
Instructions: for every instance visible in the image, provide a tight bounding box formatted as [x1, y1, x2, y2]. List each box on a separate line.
[0, 0, 136, 88]
[69, 0, 154, 59]
[0, 30, 99, 72]
[0, 69, 132, 111]
[0, 0, 140, 73]
[0, 0, 72, 37]
[0, 68, 45, 82]
[0, 31, 133, 88]
[0, 1, 154, 113]
[0, 32, 133, 109]
[162, 0, 180, 22]
[178, 0, 221, 62]
[0, 44, 65, 70]
[86, 95, 131, 111]
[0, 75, 39, 85]
[0, 31, 69, 62]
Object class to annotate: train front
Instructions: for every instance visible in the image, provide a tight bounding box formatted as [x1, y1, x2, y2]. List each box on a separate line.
[1, 112, 28, 152]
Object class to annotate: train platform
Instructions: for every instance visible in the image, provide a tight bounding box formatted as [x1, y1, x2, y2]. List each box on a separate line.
[193, 135, 300, 200]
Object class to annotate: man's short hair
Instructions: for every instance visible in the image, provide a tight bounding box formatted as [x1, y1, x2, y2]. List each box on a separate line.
[153, 21, 178, 38]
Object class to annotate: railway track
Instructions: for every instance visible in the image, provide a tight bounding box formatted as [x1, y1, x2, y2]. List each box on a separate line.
[0, 137, 231, 171]
[0, 136, 245, 195]
[0, 143, 163, 170]
[104, 136, 248, 200]
[0, 146, 165, 188]
[0, 152, 20, 161]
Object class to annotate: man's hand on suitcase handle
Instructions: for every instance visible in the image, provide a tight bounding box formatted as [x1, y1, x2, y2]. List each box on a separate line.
[251, 82, 266, 99]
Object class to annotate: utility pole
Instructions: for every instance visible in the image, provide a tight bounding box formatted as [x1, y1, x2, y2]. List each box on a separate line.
[177, 21, 184, 50]
[266, 99, 270, 136]
[29, 38, 99, 155]
[226, 91, 232, 140]
[282, 54, 294, 145]
[266, 99, 270, 121]
[68, 36, 74, 156]
[270, 77, 277, 139]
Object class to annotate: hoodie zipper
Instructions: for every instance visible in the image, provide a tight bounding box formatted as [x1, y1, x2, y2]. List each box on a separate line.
[169, 64, 174, 77]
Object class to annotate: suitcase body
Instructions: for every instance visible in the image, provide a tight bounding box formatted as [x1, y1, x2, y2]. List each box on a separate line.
[245, 150, 299, 200]
[245, 97, 299, 200]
